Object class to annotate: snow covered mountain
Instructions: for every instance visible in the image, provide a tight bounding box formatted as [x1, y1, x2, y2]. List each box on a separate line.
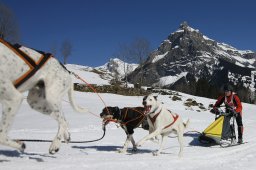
[66, 58, 138, 85]
[127, 22, 256, 101]
[95, 58, 138, 78]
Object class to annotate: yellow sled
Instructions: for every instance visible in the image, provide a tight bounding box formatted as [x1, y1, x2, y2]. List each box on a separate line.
[198, 108, 236, 145]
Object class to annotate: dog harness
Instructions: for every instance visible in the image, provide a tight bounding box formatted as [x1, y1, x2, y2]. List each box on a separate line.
[148, 109, 179, 129]
[120, 108, 146, 126]
[0, 38, 52, 88]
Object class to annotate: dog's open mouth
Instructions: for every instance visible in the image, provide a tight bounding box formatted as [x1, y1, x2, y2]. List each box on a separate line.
[144, 105, 152, 114]
[101, 115, 114, 125]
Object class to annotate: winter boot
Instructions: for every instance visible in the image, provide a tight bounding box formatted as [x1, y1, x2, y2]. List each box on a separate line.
[237, 126, 244, 143]
[238, 138, 243, 144]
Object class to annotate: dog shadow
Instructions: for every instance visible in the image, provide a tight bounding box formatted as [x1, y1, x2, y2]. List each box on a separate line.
[0, 150, 21, 157]
[0, 149, 56, 162]
[167, 132, 203, 146]
[184, 132, 216, 147]
[72, 145, 152, 154]
[184, 131, 202, 146]
[72, 145, 122, 152]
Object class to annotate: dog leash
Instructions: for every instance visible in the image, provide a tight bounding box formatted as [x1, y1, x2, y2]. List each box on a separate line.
[70, 71, 111, 114]
[17, 126, 106, 143]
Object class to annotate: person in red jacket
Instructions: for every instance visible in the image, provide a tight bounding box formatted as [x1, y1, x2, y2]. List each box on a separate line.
[213, 84, 243, 143]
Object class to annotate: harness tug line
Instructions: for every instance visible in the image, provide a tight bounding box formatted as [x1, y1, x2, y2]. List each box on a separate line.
[71, 73, 148, 127]
[71, 73, 148, 125]
[71, 72, 110, 114]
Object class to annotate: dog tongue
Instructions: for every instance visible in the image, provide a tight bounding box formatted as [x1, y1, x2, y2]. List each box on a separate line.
[144, 106, 151, 113]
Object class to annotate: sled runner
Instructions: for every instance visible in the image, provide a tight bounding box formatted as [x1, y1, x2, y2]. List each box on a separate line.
[198, 106, 238, 147]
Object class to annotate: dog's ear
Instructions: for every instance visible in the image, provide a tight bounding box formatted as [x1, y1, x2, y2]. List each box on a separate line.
[153, 96, 158, 100]
[103, 107, 109, 112]
[112, 106, 121, 119]
[143, 96, 147, 101]
[114, 106, 119, 113]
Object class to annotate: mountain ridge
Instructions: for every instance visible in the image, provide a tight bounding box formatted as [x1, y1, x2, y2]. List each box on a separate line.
[126, 22, 256, 102]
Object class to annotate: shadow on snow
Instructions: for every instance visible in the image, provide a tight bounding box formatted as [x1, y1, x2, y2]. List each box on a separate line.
[71, 145, 152, 154]
[0, 149, 56, 162]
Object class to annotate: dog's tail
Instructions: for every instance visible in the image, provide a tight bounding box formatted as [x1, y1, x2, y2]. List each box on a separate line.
[68, 85, 88, 113]
[183, 119, 190, 129]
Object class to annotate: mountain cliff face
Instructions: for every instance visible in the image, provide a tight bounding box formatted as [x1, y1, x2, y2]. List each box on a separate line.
[127, 22, 256, 101]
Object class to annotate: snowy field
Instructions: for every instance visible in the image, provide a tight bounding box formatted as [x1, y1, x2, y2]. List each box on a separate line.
[1, 91, 256, 170]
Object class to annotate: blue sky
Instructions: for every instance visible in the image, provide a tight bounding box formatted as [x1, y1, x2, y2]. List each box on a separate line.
[1, 0, 256, 67]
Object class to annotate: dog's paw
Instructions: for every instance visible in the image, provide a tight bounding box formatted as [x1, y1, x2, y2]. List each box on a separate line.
[150, 138, 159, 144]
[64, 132, 71, 143]
[136, 141, 144, 147]
[16, 140, 26, 152]
[49, 148, 59, 154]
[117, 149, 127, 154]
[136, 143, 141, 147]
[49, 140, 61, 154]
[131, 147, 138, 152]
[152, 150, 160, 156]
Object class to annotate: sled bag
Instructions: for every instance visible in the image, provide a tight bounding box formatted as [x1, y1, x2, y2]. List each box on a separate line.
[201, 115, 232, 144]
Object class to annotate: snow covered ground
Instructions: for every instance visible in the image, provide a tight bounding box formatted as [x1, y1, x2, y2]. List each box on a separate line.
[1, 91, 256, 170]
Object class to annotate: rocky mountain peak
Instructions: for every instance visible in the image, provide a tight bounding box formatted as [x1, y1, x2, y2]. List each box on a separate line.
[179, 21, 189, 29]
[127, 22, 256, 102]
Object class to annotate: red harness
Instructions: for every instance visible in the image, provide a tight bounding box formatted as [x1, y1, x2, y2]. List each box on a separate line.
[148, 109, 179, 129]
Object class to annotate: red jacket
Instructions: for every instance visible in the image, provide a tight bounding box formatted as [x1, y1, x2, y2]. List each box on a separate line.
[214, 92, 242, 113]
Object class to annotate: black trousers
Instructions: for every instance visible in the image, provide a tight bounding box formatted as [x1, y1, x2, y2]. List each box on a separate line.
[236, 113, 243, 139]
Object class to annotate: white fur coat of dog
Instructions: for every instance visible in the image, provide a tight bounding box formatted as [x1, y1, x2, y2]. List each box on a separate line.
[0, 40, 87, 154]
[136, 95, 189, 157]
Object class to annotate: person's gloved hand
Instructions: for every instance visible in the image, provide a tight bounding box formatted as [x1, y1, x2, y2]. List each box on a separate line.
[234, 112, 238, 117]
[232, 111, 239, 117]
[225, 107, 235, 116]
[227, 108, 238, 117]
[210, 108, 215, 114]
[210, 107, 219, 115]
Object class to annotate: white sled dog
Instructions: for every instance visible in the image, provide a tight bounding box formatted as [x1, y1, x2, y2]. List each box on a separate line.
[0, 39, 87, 154]
[136, 95, 189, 157]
